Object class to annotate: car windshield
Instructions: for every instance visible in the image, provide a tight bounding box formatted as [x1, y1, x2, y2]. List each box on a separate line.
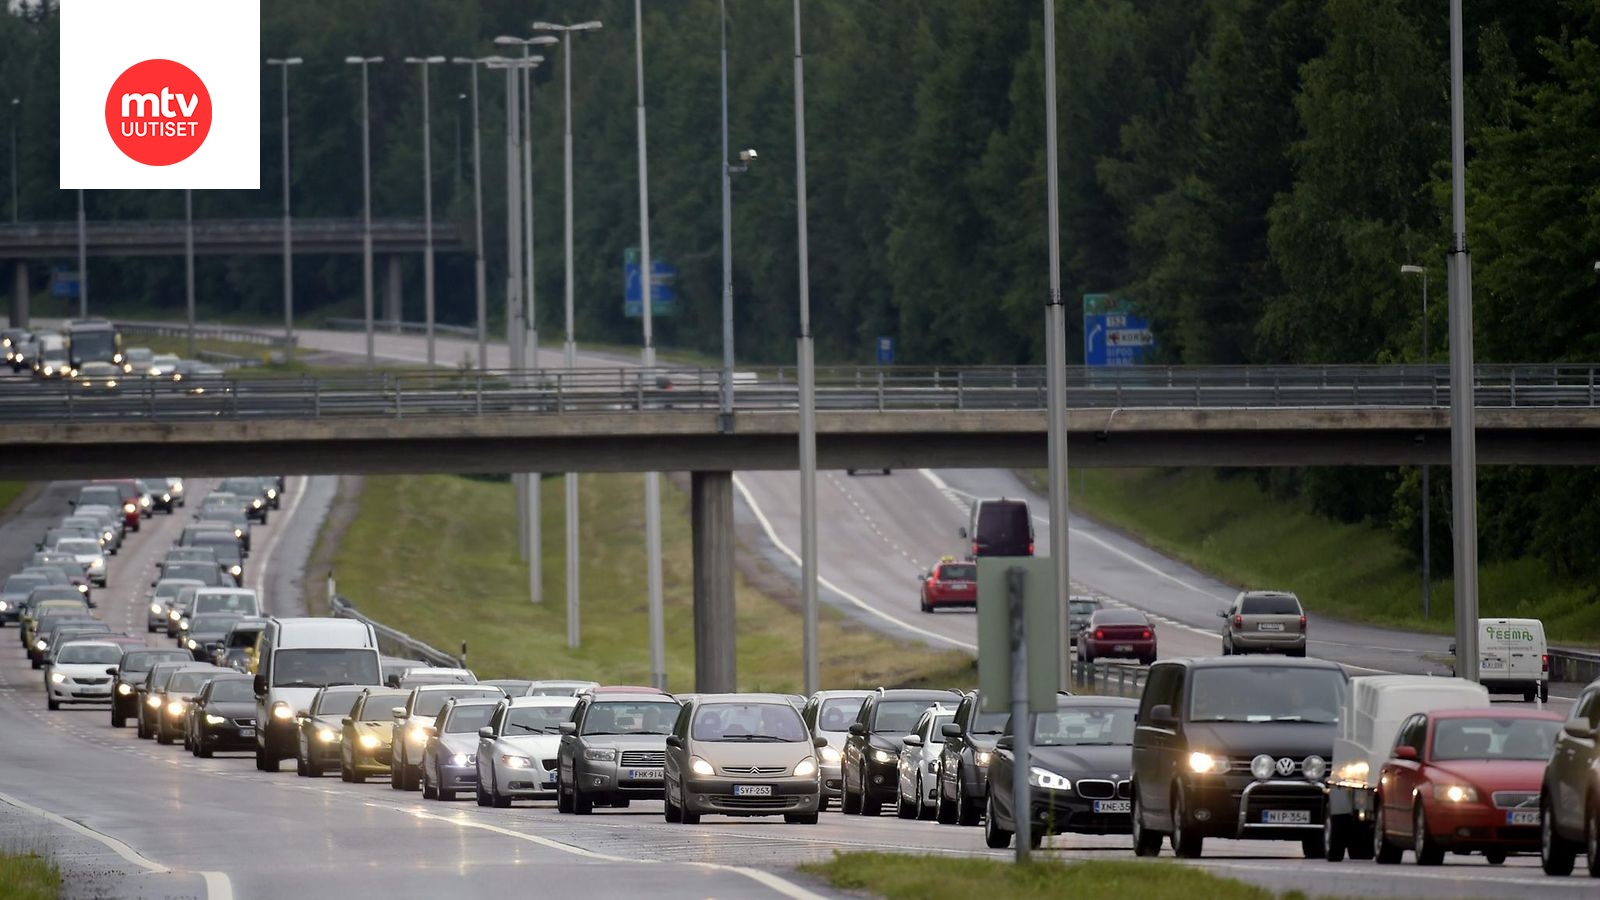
[444, 705, 498, 733]
[272, 649, 380, 689]
[939, 564, 976, 581]
[78, 488, 121, 506]
[1241, 595, 1301, 615]
[4, 576, 44, 592]
[1093, 610, 1149, 626]
[818, 697, 865, 731]
[968, 710, 1009, 735]
[927, 714, 954, 740]
[1188, 667, 1346, 724]
[503, 705, 574, 735]
[1070, 600, 1100, 615]
[58, 540, 99, 555]
[313, 692, 361, 717]
[165, 563, 219, 585]
[978, 503, 1029, 542]
[56, 644, 122, 665]
[582, 701, 681, 736]
[127, 349, 154, 363]
[357, 691, 410, 718]
[485, 680, 532, 694]
[226, 629, 262, 648]
[124, 651, 188, 673]
[209, 680, 255, 702]
[1431, 717, 1562, 761]
[190, 615, 240, 633]
[155, 581, 200, 601]
[168, 671, 214, 692]
[1033, 706, 1136, 746]
[692, 702, 807, 742]
[194, 594, 256, 615]
[412, 689, 503, 718]
[872, 699, 945, 734]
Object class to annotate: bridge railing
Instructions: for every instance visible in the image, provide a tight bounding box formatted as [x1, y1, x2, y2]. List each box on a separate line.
[321, 317, 478, 338]
[115, 320, 297, 349]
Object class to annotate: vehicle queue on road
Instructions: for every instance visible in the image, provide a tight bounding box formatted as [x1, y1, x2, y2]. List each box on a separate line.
[5, 476, 1600, 878]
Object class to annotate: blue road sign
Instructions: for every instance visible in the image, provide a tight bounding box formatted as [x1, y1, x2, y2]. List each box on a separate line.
[50, 270, 81, 300]
[623, 248, 677, 318]
[1083, 294, 1154, 366]
[876, 336, 895, 365]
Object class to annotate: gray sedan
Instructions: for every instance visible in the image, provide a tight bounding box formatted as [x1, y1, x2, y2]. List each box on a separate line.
[421, 698, 501, 801]
[557, 691, 681, 814]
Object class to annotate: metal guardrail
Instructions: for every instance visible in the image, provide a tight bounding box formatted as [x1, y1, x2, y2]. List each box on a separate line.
[1069, 658, 1150, 698]
[322, 317, 478, 338]
[115, 320, 297, 348]
[1550, 648, 1600, 685]
[329, 593, 463, 669]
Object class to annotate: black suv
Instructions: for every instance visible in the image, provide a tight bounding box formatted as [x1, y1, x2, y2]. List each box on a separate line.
[110, 648, 191, 728]
[1131, 657, 1347, 859]
[1540, 676, 1600, 876]
[936, 690, 1010, 826]
[842, 687, 961, 816]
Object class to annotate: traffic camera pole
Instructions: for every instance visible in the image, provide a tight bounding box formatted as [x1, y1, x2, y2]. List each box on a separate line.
[1009, 566, 1033, 862]
[1041, 0, 1072, 689]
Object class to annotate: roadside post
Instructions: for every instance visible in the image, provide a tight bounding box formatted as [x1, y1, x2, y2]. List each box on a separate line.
[978, 557, 1060, 862]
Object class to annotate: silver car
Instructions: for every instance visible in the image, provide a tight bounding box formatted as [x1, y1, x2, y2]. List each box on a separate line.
[897, 705, 954, 819]
[148, 579, 203, 633]
[663, 693, 823, 825]
[421, 697, 500, 802]
[476, 695, 578, 806]
[556, 690, 681, 813]
[55, 538, 107, 587]
[1068, 595, 1102, 646]
[800, 689, 871, 808]
[1219, 590, 1308, 656]
[389, 684, 506, 790]
[522, 679, 599, 697]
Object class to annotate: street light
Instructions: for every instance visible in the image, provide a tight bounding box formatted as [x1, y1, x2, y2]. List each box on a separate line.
[791, 0, 819, 696]
[715, 0, 744, 434]
[1042, 0, 1071, 693]
[451, 57, 493, 372]
[532, 19, 602, 650]
[1446, 0, 1480, 681]
[8, 97, 18, 224]
[266, 57, 302, 358]
[493, 34, 558, 376]
[405, 55, 448, 367]
[345, 56, 383, 368]
[1401, 263, 1431, 620]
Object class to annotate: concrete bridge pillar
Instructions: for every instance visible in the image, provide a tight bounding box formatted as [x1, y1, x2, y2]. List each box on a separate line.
[8, 261, 27, 328]
[692, 471, 736, 692]
[383, 256, 402, 326]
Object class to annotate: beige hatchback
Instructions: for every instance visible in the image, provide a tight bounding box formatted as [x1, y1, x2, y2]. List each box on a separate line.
[1219, 590, 1307, 656]
[663, 693, 823, 825]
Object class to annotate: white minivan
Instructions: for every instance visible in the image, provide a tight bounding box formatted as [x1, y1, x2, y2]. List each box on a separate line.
[1476, 617, 1548, 702]
[253, 617, 382, 770]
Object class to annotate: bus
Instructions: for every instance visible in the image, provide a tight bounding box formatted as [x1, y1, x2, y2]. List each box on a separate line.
[66, 319, 124, 370]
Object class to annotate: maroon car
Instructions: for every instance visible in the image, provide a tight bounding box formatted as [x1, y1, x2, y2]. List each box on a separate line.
[1078, 608, 1156, 665]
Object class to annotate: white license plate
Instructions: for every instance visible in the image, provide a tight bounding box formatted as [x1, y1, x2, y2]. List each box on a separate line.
[1480, 658, 1506, 670]
[544, 770, 558, 783]
[627, 768, 662, 780]
[1262, 809, 1310, 824]
[1258, 623, 1285, 632]
[1093, 800, 1130, 814]
[1507, 810, 1539, 826]
[733, 784, 773, 797]
[1114, 645, 1133, 653]
[240, 728, 255, 737]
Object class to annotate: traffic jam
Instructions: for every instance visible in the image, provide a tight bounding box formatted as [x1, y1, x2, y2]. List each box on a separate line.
[7, 467, 1598, 879]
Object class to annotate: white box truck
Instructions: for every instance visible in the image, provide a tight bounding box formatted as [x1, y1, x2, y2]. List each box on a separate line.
[1322, 675, 1489, 861]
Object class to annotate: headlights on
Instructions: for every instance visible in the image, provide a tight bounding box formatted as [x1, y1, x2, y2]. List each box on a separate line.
[168, 610, 180, 621]
[500, 754, 534, 769]
[870, 748, 896, 765]
[407, 726, 429, 744]
[974, 750, 993, 767]
[1189, 751, 1222, 774]
[819, 745, 842, 765]
[690, 756, 715, 776]
[123, 503, 136, 514]
[793, 758, 818, 778]
[1335, 760, 1370, 786]
[229, 565, 242, 577]
[147, 696, 162, 708]
[449, 753, 474, 767]
[358, 733, 381, 750]
[1028, 767, 1073, 792]
[49, 672, 66, 685]
[166, 701, 185, 716]
[205, 714, 226, 726]
[185, 639, 197, 650]
[33, 640, 47, 651]
[178, 620, 190, 631]
[317, 728, 339, 743]
[117, 683, 132, 696]
[1434, 784, 1479, 803]
[271, 704, 294, 721]
[584, 747, 617, 762]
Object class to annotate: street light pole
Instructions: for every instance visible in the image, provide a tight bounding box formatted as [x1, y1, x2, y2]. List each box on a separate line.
[266, 58, 302, 359]
[406, 56, 447, 367]
[452, 58, 490, 371]
[1446, 0, 1480, 681]
[718, 0, 736, 434]
[8, 98, 17, 224]
[633, 0, 667, 691]
[185, 189, 195, 357]
[1042, 0, 1072, 689]
[792, 0, 819, 695]
[345, 56, 383, 368]
[76, 189, 87, 318]
[1402, 264, 1431, 619]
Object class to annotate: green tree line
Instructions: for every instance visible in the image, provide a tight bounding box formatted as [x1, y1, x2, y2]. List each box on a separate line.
[4, 1, 1599, 588]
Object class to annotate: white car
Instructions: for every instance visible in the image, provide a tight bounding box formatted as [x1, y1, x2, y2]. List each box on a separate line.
[897, 705, 954, 819]
[45, 640, 124, 710]
[74, 504, 126, 551]
[476, 695, 578, 806]
[148, 578, 204, 633]
[56, 537, 107, 587]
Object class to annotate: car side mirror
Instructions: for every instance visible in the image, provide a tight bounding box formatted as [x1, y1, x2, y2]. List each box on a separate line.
[1394, 746, 1418, 760]
[957, 527, 968, 540]
[252, 673, 265, 695]
[995, 735, 1014, 751]
[391, 707, 406, 719]
[848, 723, 866, 736]
[902, 735, 922, 747]
[941, 723, 962, 738]
[1564, 721, 1597, 740]
[478, 727, 495, 740]
[106, 667, 118, 677]
[1215, 609, 1228, 618]
[558, 722, 576, 735]
[1148, 704, 1177, 728]
[341, 717, 353, 726]
[296, 709, 309, 718]
[665, 735, 682, 748]
[149, 580, 157, 588]
[812, 736, 829, 749]
[1448, 643, 1456, 655]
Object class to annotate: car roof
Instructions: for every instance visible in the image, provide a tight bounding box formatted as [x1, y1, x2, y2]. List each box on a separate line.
[588, 685, 665, 695]
[317, 684, 371, 695]
[689, 693, 799, 706]
[875, 688, 964, 699]
[810, 689, 872, 700]
[1167, 656, 1344, 672]
[588, 693, 677, 704]
[444, 697, 503, 709]
[412, 683, 497, 694]
[1055, 694, 1138, 708]
[507, 695, 579, 708]
[1425, 707, 1563, 721]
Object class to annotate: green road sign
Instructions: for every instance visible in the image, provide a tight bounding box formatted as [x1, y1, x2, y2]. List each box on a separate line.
[977, 557, 1060, 715]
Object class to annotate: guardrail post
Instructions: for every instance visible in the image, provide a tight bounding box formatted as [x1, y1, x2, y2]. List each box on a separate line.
[395, 378, 402, 419]
[556, 372, 565, 415]
[956, 370, 964, 410]
[475, 375, 483, 416]
[877, 369, 885, 412]
[145, 377, 155, 417]
[313, 380, 321, 418]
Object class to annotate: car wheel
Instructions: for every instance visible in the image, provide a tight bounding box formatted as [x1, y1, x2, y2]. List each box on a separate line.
[921, 598, 932, 614]
[572, 780, 593, 815]
[936, 782, 957, 824]
[491, 771, 510, 809]
[403, 763, 421, 791]
[390, 760, 403, 789]
[679, 785, 700, 825]
[1301, 834, 1325, 859]
[1541, 682, 1550, 703]
[196, 739, 213, 759]
[664, 782, 682, 823]
[1586, 797, 1600, 878]
[422, 766, 437, 800]
[306, 750, 323, 778]
[957, 774, 981, 827]
[1081, 649, 1094, 665]
[157, 727, 173, 745]
[476, 780, 492, 807]
[1412, 803, 1444, 865]
[1347, 820, 1375, 861]
[1220, 638, 1231, 656]
[556, 776, 574, 814]
[296, 749, 308, 777]
[897, 781, 917, 819]
[1373, 800, 1402, 864]
[1542, 791, 1577, 875]
[255, 744, 273, 771]
[111, 711, 125, 728]
[46, 696, 59, 711]
[437, 781, 455, 802]
[1171, 786, 1203, 859]
[917, 776, 935, 821]
[1132, 789, 1162, 857]
[1484, 849, 1506, 865]
[842, 781, 861, 816]
[1323, 813, 1347, 862]
[1525, 688, 1537, 703]
[861, 785, 882, 818]
[784, 813, 818, 825]
[983, 793, 1012, 849]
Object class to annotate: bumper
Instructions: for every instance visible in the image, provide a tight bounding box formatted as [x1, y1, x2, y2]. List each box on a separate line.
[1229, 633, 1306, 653]
[820, 763, 843, 798]
[48, 681, 113, 703]
[304, 732, 343, 765]
[1082, 639, 1156, 660]
[0, 608, 17, 624]
[925, 593, 976, 608]
[1184, 777, 1328, 840]
[348, 744, 395, 774]
[1029, 788, 1132, 835]
[499, 764, 560, 796]
[435, 762, 478, 790]
[573, 760, 665, 799]
[200, 723, 258, 751]
[1423, 801, 1541, 851]
[862, 759, 901, 800]
[683, 777, 821, 816]
[261, 717, 297, 755]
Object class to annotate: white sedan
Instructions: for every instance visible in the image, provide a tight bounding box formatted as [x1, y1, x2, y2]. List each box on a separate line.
[45, 640, 124, 710]
[476, 695, 578, 807]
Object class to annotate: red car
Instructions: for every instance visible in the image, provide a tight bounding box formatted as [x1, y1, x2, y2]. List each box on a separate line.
[93, 478, 150, 531]
[1078, 608, 1155, 664]
[1373, 708, 1563, 866]
[919, 559, 976, 612]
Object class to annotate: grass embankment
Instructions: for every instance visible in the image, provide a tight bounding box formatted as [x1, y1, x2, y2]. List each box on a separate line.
[0, 850, 60, 900]
[1050, 468, 1600, 641]
[0, 482, 27, 514]
[800, 853, 1312, 900]
[329, 473, 973, 691]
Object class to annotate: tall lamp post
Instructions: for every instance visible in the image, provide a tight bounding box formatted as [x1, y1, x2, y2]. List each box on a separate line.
[1042, 0, 1071, 691]
[716, 0, 746, 434]
[791, 0, 819, 695]
[405, 55, 447, 367]
[345, 56, 383, 368]
[532, 18, 602, 650]
[185, 190, 195, 357]
[451, 56, 492, 372]
[1446, 0, 1480, 682]
[266, 57, 302, 358]
[1401, 263, 1431, 619]
[8, 97, 18, 224]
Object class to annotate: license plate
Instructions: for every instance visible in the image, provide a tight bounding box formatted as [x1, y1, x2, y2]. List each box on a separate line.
[545, 771, 558, 784]
[1258, 623, 1285, 632]
[1093, 800, 1130, 814]
[240, 728, 255, 737]
[627, 768, 662, 780]
[733, 784, 774, 797]
[1262, 809, 1310, 824]
[1480, 658, 1506, 670]
[1507, 810, 1539, 826]
[1114, 645, 1133, 653]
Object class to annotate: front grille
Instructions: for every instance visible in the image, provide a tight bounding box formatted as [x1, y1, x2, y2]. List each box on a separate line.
[620, 750, 665, 767]
[1077, 779, 1115, 800]
[1493, 791, 1537, 809]
[710, 795, 798, 810]
[234, 718, 256, 727]
[1117, 780, 1132, 799]
[721, 765, 787, 777]
[74, 677, 111, 685]
[541, 758, 558, 771]
[1228, 756, 1317, 778]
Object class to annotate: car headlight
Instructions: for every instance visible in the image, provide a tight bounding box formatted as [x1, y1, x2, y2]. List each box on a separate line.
[123, 503, 136, 514]
[186, 639, 197, 650]
[272, 704, 294, 721]
[449, 753, 473, 767]
[1250, 754, 1275, 781]
[49, 672, 66, 684]
[407, 725, 429, 743]
[317, 728, 339, 743]
[233, 529, 244, 539]
[179, 620, 190, 631]
[88, 558, 104, 571]
[205, 714, 226, 726]
[229, 565, 242, 577]
[117, 683, 132, 696]
[139, 496, 151, 508]
[690, 756, 715, 776]
[584, 747, 617, 762]
[870, 748, 896, 765]
[167, 701, 185, 716]
[1190, 751, 1222, 775]
[0, 601, 7, 612]
[34, 640, 46, 651]
[501, 754, 534, 769]
[266, 489, 277, 499]
[172, 483, 184, 495]
[103, 531, 114, 543]
[1028, 767, 1073, 791]
[169, 610, 180, 620]
[151, 603, 163, 614]
[1434, 784, 1478, 803]
[1302, 755, 1326, 781]
[974, 750, 993, 767]
[78, 584, 89, 594]
[41, 366, 52, 375]
[1335, 760, 1370, 786]
[793, 758, 817, 778]
[251, 499, 262, 509]
[819, 745, 841, 765]
[161, 493, 171, 502]
[147, 696, 162, 708]
[358, 733, 381, 750]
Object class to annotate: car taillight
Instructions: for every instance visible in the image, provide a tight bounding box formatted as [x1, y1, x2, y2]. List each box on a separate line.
[1232, 615, 1242, 630]
[1299, 614, 1307, 631]
[1141, 629, 1152, 640]
[971, 542, 979, 557]
[1542, 654, 1549, 672]
[1094, 629, 1104, 640]
[1027, 542, 1035, 555]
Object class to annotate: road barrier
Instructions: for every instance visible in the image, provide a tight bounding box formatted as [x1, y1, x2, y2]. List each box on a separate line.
[329, 593, 463, 669]
[115, 320, 297, 348]
[322, 317, 478, 338]
[1550, 647, 1600, 685]
[1070, 657, 1150, 698]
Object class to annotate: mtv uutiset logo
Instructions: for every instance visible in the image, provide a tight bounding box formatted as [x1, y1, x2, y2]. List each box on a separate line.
[60, 0, 259, 189]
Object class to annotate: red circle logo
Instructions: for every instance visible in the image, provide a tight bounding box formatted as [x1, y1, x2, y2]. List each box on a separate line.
[104, 59, 212, 166]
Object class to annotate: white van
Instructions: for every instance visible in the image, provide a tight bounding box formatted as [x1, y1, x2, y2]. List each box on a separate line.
[1477, 617, 1548, 702]
[1323, 675, 1489, 861]
[253, 617, 382, 770]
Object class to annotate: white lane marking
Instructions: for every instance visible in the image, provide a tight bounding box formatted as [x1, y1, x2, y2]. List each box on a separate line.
[732, 475, 976, 652]
[248, 476, 307, 601]
[0, 787, 233, 899]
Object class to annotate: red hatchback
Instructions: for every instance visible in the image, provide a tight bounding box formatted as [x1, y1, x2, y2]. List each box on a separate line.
[1078, 608, 1156, 664]
[1374, 708, 1563, 866]
[919, 560, 977, 612]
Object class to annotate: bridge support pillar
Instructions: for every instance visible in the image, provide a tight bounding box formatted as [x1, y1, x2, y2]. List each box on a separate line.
[383, 255, 402, 326]
[691, 470, 736, 692]
[8, 261, 26, 328]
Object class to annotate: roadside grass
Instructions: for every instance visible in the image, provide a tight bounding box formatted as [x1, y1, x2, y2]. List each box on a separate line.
[0, 850, 60, 900]
[330, 473, 973, 691]
[799, 853, 1310, 900]
[0, 482, 26, 514]
[1045, 468, 1600, 642]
